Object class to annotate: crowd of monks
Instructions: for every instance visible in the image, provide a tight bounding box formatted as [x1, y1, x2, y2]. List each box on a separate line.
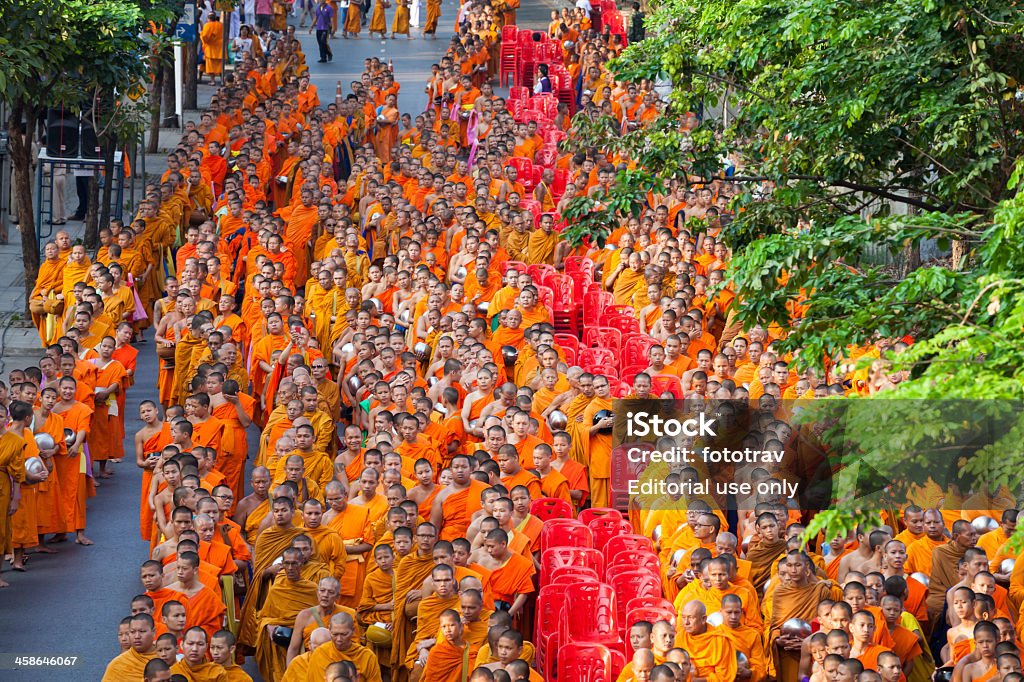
[4, 2, 1023, 682]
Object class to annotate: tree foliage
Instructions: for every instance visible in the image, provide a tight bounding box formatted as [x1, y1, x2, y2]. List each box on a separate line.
[0, 0, 175, 303]
[581, 0, 1024, 538]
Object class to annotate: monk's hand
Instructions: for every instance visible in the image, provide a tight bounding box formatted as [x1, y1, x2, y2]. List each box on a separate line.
[7, 497, 18, 515]
[777, 634, 803, 651]
[736, 662, 752, 680]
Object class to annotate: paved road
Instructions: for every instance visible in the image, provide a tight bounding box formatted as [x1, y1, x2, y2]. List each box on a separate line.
[0, 1, 554, 678]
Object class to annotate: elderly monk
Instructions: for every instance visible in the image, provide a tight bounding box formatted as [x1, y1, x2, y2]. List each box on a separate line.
[287, 577, 350, 664]
[254, 547, 318, 681]
[304, 612, 383, 682]
[673, 600, 737, 682]
[422, 609, 478, 681]
[282, 627, 331, 682]
[171, 626, 230, 680]
[102, 613, 159, 681]
[233, 467, 272, 543]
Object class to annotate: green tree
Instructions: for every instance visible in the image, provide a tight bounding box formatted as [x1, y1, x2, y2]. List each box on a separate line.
[584, 0, 1024, 538]
[0, 0, 174, 306]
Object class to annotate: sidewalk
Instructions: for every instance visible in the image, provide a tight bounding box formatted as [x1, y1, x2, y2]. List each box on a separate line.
[0, 83, 219, 361]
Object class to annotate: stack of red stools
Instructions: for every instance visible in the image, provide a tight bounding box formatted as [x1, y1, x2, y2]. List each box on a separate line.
[499, 25, 519, 86]
[531, 505, 671, 680]
[604, 9, 628, 45]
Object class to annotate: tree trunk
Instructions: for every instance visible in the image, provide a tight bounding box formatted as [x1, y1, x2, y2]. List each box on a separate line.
[99, 135, 116, 230]
[184, 41, 198, 110]
[7, 101, 41, 315]
[898, 241, 921, 279]
[161, 63, 176, 128]
[148, 59, 165, 153]
[85, 173, 99, 249]
[951, 239, 966, 271]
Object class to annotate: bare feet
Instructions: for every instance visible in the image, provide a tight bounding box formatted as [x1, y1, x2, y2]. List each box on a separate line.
[49, 533, 69, 543]
[31, 546, 57, 554]
[75, 533, 94, 546]
[97, 471, 113, 479]
[0, 577, 8, 587]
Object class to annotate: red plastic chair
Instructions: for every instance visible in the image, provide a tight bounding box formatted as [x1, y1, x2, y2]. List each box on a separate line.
[605, 534, 655, 562]
[579, 347, 617, 374]
[551, 275, 578, 336]
[588, 517, 633, 551]
[609, 647, 627, 679]
[578, 311, 609, 342]
[579, 507, 624, 525]
[500, 260, 528, 275]
[558, 642, 612, 682]
[622, 335, 659, 368]
[535, 583, 571, 677]
[536, 284, 555, 312]
[508, 85, 530, 103]
[599, 306, 635, 324]
[544, 128, 568, 145]
[583, 327, 622, 357]
[626, 596, 677, 614]
[605, 562, 659, 585]
[604, 314, 640, 336]
[507, 156, 533, 182]
[499, 26, 519, 86]
[551, 167, 569, 197]
[560, 583, 620, 644]
[551, 565, 602, 584]
[607, 551, 661, 575]
[651, 373, 684, 399]
[541, 546, 605, 584]
[535, 145, 558, 168]
[528, 263, 557, 284]
[531, 497, 574, 522]
[540, 519, 593, 554]
[608, 570, 663, 629]
[554, 332, 580, 356]
[519, 198, 542, 222]
[626, 602, 676, 628]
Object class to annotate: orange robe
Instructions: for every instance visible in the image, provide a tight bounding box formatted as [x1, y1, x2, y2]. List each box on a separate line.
[439, 481, 488, 541]
[88, 358, 128, 461]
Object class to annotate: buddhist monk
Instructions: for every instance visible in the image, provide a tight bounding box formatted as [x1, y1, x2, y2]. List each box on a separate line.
[171, 626, 230, 680]
[422, 609, 476, 681]
[477, 528, 535, 620]
[254, 546, 318, 681]
[102, 613, 159, 681]
[209, 629, 252, 681]
[165, 550, 228, 641]
[304, 611, 383, 682]
[322, 480, 374, 607]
